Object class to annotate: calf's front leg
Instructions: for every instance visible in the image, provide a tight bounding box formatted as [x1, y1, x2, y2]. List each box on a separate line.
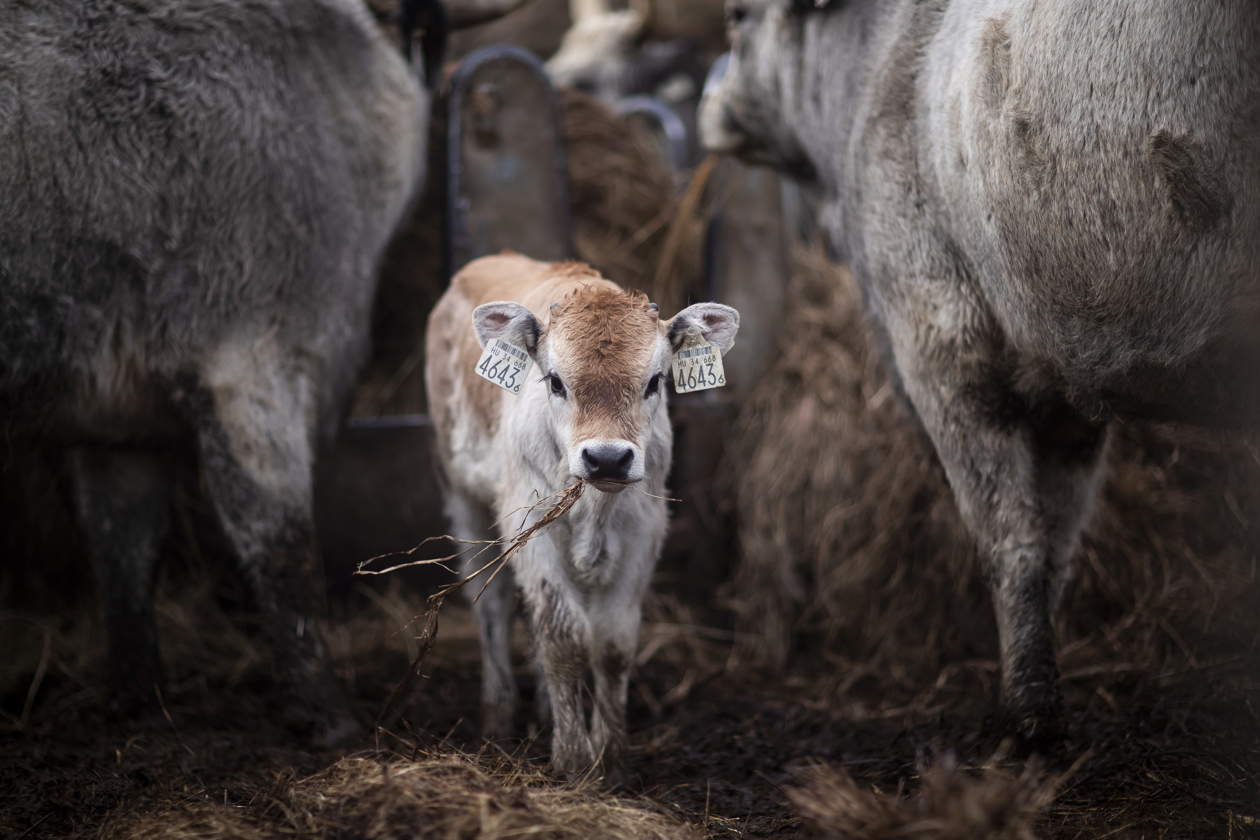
[588, 543, 657, 787]
[520, 554, 595, 778]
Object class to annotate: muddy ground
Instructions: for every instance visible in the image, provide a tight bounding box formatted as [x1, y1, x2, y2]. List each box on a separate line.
[1, 530, 1256, 839]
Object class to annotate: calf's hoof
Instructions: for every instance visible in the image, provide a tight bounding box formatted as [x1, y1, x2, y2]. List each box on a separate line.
[105, 683, 161, 721]
[283, 706, 362, 748]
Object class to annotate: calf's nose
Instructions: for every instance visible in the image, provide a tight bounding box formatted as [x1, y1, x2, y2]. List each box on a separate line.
[581, 443, 635, 481]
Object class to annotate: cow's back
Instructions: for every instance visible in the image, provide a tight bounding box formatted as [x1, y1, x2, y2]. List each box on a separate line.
[921, 0, 1260, 422]
[0, 0, 425, 421]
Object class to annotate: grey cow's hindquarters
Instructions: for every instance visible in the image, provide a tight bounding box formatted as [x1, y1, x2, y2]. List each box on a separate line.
[70, 448, 171, 715]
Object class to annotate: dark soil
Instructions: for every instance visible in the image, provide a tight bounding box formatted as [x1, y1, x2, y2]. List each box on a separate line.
[2, 577, 1256, 838]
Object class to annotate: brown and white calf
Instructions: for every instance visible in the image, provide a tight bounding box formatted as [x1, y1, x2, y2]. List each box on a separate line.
[425, 253, 738, 783]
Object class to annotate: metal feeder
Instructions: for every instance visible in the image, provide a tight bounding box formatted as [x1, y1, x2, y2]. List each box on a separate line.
[615, 95, 690, 172]
[317, 46, 578, 592]
[447, 45, 574, 277]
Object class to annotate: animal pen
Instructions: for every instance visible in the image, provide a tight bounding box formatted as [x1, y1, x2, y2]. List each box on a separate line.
[2, 10, 1258, 840]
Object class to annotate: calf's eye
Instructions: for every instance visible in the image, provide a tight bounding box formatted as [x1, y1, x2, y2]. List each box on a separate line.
[548, 373, 567, 398]
[645, 373, 661, 398]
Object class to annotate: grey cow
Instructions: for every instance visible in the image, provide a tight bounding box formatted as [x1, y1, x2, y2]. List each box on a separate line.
[701, 0, 1260, 740]
[0, 0, 509, 742]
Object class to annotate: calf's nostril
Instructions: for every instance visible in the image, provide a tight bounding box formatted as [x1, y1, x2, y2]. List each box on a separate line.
[581, 444, 635, 479]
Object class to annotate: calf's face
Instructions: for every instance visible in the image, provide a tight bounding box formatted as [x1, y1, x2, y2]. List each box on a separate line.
[473, 287, 739, 493]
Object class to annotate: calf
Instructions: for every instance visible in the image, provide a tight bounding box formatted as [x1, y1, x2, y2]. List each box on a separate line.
[426, 253, 738, 783]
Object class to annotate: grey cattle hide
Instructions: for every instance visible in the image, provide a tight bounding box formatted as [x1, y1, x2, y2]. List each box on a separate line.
[0, 0, 428, 743]
[700, 0, 1260, 741]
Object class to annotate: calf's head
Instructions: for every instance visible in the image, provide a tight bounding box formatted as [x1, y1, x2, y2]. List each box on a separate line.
[473, 286, 739, 492]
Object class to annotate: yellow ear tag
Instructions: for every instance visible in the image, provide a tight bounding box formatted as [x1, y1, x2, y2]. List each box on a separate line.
[475, 337, 532, 395]
[672, 334, 726, 394]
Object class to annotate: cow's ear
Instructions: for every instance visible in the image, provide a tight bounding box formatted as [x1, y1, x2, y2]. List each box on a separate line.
[472, 301, 542, 357]
[666, 303, 740, 356]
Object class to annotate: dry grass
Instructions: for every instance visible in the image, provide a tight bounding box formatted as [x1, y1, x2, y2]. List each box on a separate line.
[788, 760, 1061, 840]
[103, 750, 700, 840]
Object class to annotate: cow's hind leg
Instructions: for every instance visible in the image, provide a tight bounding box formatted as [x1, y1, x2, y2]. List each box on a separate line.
[448, 488, 518, 739]
[887, 303, 1107, 744]
[186, 349, 355, 745]
[69, 448, 170, 715]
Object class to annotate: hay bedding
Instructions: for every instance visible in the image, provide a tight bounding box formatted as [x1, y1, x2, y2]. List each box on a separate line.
[105, 753, 699, 840]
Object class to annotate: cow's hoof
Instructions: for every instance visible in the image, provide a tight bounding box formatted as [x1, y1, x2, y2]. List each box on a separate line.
[279, 691, 363, 748]
[600, 764, 632, 791]
[550, 751, 598, 784]
[105, 682, 162, 722]
[283, 710, 362, 749]
[481, 702, 516, 742]
[314, 712, 363, 749]
[996, 699, 1065, 757]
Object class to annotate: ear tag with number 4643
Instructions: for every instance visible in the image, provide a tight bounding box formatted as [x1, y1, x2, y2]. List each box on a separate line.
[672, 334, 726, 394]
[475, 337, 533, 395]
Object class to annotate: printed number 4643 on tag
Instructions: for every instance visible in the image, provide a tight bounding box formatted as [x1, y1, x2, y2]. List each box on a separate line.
[672, 341, 726, 394]
[476, 338, 532, 395]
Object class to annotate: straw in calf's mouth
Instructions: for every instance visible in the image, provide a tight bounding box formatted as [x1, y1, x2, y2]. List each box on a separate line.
[355, 479, 589, 733]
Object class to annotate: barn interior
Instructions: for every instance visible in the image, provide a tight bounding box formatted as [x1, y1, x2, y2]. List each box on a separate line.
[1, 2, 1258, 838]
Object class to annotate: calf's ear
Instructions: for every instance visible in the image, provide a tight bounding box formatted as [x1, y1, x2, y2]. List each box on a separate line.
[666, 303, 741, 355]
[472, 302, 542, 357]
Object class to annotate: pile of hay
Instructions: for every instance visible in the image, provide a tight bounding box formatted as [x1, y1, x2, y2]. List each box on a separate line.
[788, 761, 1059, 840]
[561, 89, 705, 316]
[727, 247, 1260, 707]
[104, 752, 699, 840]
